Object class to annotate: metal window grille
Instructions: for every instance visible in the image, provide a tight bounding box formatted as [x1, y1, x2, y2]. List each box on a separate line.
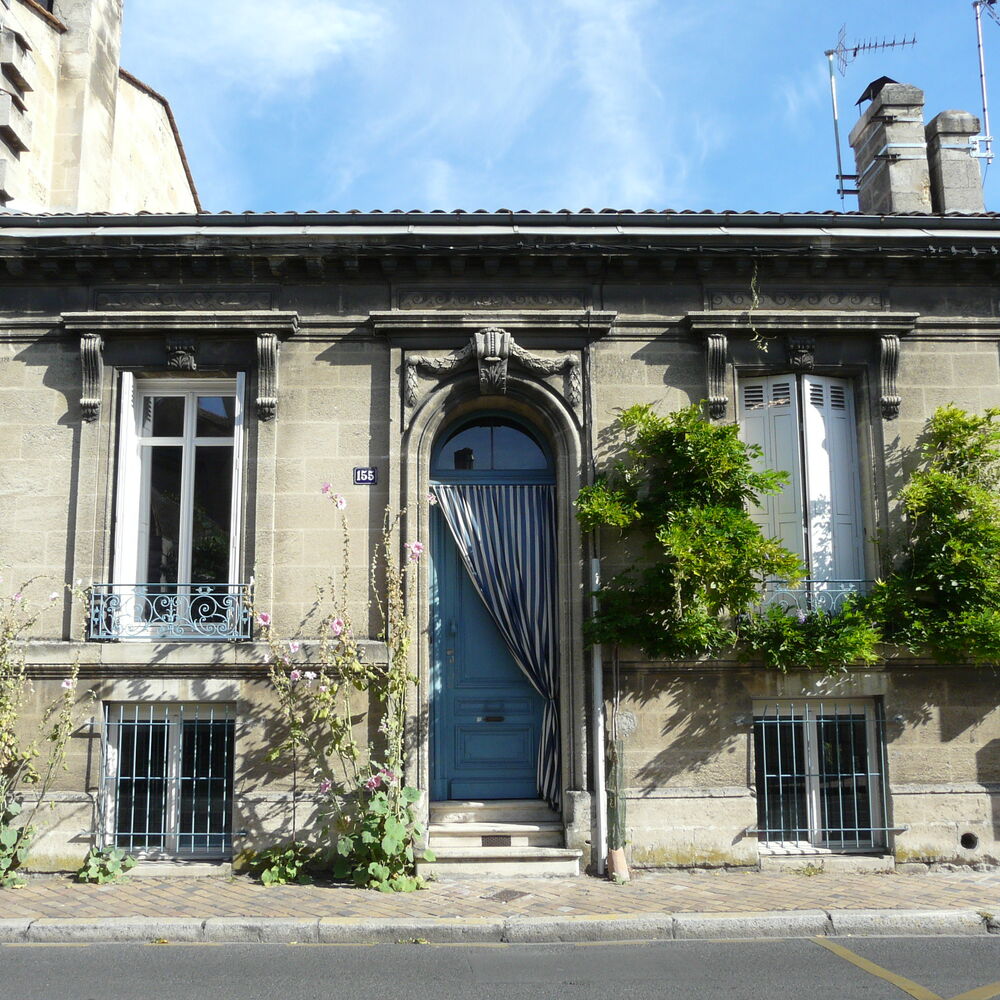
[101, 703, 235, 859]
[752, 699, 888, 852]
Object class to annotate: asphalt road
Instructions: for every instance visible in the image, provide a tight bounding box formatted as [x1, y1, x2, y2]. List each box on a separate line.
[3, 937, 1000, 1000]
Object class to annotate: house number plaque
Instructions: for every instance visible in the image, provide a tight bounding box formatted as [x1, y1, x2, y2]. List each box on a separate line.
[353, 467, 378, 485]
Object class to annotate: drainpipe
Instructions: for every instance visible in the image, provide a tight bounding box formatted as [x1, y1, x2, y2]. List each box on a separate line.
[591, 557, 607, 876]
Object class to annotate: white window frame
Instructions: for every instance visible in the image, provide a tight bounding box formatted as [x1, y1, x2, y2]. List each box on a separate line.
[111, 373, 245, 637]
[752, 699, 885, 855]
[101, 702, 236, 860]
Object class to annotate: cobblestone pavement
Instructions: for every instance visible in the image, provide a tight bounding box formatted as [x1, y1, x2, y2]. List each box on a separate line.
[4, 869, 1000, 921]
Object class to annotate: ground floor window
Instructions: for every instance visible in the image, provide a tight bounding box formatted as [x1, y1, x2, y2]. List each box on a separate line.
[752, 699, 887, 852]
[102, 703, 235, 858]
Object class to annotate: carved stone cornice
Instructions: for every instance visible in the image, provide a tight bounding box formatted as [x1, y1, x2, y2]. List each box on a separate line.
[880, 334, 901, 420]
[62, 310, 298, 423]
[79, 333, 103, 422]
[686, 310, 917, 422]
[404, 327, 581, 408]
[705, 332, 728, 420]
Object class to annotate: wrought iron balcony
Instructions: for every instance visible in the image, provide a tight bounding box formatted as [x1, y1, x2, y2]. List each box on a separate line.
[88, 583, 254, 641]
[759, 579, 872, 615]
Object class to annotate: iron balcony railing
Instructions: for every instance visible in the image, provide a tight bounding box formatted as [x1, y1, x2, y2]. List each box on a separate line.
[88, 583, 254, 641]
[759, 579, 872, 615]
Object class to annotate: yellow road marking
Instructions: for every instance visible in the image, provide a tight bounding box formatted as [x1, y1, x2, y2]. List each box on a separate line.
[949, 984, 1000, 1000]
[811, 938, 942, 1000]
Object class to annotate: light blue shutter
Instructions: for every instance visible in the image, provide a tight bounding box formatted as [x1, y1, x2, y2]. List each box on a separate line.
[738, 376, 807, 565]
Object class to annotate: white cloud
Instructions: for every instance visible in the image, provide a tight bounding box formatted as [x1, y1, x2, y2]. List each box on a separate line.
[124, 0, 385, 91]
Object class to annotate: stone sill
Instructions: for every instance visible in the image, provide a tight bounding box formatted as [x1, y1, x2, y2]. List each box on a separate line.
[21, 639, 388, 669]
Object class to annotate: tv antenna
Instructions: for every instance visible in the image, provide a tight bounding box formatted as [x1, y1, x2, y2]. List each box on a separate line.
[824, 26, 917, 206]
[973, 0, 999, 165]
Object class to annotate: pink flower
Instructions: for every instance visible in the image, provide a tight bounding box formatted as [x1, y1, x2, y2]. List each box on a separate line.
[61, 678, 74, 690]
[364, 773, 382, 791]
[303, 670, 316, 681]
[379, 767, 397, 785]
[289, 669, 302, 682]
[256, 612, 271, 628]
[288, 640, 300, 654]
[330, 618, 345, 636]
[11, 592, 21, 602]
[318, 684, 329, 694]
[332, 493, 346, 510]
[321, 482, 332, 494]
[427, 492, 438, 506]
[318, 778, 333, 795]
[404, 541, 424, 561]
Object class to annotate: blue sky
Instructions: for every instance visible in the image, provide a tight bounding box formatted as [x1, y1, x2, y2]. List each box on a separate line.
[120, 0, 1000, 214]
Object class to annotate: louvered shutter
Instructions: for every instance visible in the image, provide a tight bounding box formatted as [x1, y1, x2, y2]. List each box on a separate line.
[111, 371, 141, 584]
[801, 374, 863, 581]
[738, 375, 807, 565]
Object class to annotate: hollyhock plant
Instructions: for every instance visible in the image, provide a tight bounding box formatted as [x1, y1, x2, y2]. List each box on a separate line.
[404, 541, 424, 562]
[289, 669, 302, 682]
[256, 612, 271, 628]
[329, 618, 345, 637]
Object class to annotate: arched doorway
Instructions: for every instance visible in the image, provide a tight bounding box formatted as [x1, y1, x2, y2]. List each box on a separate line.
[429, 414, 559, 805]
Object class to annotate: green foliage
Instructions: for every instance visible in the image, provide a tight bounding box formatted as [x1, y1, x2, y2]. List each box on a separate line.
[738, 600, 880, 675]
[76, 845, 136, 884]
[871, 405, 1000, 663]
[247, 843, 316, 886]
[0, 800, 31, 888]
[1, 583, 83, 888]
[576, 403, 804, 659]
[332, 785, 434, 893]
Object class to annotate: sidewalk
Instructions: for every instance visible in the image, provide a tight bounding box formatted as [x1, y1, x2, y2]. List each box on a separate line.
[3, 868, 1000, 943]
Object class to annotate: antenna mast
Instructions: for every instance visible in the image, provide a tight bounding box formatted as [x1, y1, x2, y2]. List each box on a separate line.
[973, 0, 999, 165]
[824, 26, 917, 206]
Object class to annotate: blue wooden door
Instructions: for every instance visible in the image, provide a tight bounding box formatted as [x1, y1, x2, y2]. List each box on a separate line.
[430, 507, 543, 800]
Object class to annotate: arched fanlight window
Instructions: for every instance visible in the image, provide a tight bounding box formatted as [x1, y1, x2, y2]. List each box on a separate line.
[431, 415, 553, 483]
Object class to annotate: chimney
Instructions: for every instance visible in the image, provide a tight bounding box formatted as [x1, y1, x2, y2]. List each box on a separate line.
[849, 79, 931, 214]
[925, 111, 985, 213]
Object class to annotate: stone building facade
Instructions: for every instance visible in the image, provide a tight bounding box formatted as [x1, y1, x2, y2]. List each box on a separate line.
[0, 0, 198, 211]
[3, 79, 1000, 875]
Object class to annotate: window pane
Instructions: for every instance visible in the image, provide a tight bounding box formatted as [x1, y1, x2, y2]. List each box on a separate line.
[493, 423, 547, 469]
[113, 718, 169, 851]
[817, 714, 872, 847]
[439, 424, 492, 470]
[191, 446, 233, 584]
[178, 718, 234, 854]
[141, 396, 185, 437]
[196, 396, 235, 437]
[754, 715, 809, 841]
[144, 446, 183, 584]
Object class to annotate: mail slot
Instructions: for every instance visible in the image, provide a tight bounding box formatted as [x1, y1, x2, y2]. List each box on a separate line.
[478, 715, 505, 723]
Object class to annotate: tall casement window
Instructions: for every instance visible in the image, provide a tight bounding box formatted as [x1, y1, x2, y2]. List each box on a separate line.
[102, 703, 235, 858]
[739, 374, 865, 606]
[752, 700, 887, 852]
[90, 375, 251, 640]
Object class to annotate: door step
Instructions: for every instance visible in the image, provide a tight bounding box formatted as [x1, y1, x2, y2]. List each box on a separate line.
[422, 800, 580, 876]
[418, 845, 582, 877]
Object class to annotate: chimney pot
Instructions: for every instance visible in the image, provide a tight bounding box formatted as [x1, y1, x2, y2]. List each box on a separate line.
[925, 110, 984, 213]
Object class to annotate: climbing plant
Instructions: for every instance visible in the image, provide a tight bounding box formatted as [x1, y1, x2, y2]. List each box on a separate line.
[868, 405, 1000, 664]
[575, 403, 804, 660]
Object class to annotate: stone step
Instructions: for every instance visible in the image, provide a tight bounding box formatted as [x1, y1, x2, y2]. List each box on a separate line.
[429, 799, 560, 826]
[417, 845, 582, 878]
[429, 821, 564, 848]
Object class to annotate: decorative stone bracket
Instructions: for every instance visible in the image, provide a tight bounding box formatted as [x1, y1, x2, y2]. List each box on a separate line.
[404, 327, 581, 407]
[686, 310, 917, 421]
[63, 311, 298, 422]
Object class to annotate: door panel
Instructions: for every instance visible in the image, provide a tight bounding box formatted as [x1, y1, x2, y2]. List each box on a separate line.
[431, 508, 542, 800]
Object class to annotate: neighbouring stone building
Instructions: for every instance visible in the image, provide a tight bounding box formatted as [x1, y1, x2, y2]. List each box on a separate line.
[4, 73, 1000, 876]
[0, 0, 198, 211]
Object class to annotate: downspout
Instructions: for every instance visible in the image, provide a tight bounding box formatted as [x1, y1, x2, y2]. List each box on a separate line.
[590, 557, 607, 876]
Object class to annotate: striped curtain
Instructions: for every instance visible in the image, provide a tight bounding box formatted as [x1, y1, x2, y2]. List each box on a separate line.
[432, 484, 560, 811]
